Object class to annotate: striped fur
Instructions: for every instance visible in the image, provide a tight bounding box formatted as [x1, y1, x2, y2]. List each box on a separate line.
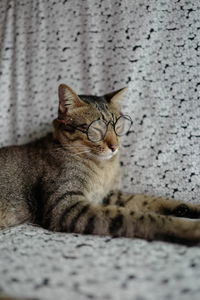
[1, 84, 200, 245]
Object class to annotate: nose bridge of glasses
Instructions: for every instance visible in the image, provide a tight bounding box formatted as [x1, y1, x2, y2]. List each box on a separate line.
[106, 120, 115, 131]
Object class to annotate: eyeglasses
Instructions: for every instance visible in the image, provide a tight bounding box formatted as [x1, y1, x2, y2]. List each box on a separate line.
[63, 115, 133, 142]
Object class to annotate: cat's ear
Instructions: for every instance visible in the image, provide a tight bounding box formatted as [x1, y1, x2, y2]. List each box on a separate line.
[104, 87, 128, 106]
[58, 84, 86, 113]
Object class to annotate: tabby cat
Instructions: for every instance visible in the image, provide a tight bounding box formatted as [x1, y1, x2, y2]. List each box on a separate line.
[0, 84, 200, 244]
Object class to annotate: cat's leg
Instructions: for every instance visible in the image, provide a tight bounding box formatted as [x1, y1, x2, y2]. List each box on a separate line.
[44, 195, 200, 244]
[103, 190, 200, 219]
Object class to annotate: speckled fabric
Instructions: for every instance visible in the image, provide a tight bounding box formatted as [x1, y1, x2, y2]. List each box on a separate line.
[0, 0, 200, 299]
[1, 225, 200, 300]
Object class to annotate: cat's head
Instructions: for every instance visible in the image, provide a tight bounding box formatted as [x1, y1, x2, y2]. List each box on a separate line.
[53, 84, 131, 161]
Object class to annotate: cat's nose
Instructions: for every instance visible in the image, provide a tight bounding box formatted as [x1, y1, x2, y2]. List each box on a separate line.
[108, 144, 119, 152]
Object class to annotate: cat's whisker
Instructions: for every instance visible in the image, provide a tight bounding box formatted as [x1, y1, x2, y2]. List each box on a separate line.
[56, 145, 88, 150]
[70, 150, 91, 157]
[51, 144, 87, 149]
[53, 145, 86, 149]
[71, 150, 91, 155]
[51, 147, 89, 153]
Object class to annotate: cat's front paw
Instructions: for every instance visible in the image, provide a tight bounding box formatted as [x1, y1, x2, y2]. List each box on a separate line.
[172, 204, 200, 219]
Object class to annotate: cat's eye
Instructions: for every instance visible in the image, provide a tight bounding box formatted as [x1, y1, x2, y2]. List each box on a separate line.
[114, 115, 133, 136]
[87, 120, 107, 142]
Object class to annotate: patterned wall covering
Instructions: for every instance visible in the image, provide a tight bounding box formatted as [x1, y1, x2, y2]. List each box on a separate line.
[0, 0, 199, 201]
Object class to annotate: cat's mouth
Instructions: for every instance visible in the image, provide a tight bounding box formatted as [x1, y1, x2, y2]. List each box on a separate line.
[67, 144, 119, 161]
[89, 148, 119, 161]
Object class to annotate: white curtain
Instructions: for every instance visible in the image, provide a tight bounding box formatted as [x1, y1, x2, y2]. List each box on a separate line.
[0, 0, 199, 201]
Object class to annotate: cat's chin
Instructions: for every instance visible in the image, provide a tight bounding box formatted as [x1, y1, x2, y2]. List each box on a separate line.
[88, 150, 118, 161]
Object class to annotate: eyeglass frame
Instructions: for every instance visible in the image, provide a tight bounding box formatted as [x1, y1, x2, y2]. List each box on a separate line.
[61, 114, 133, 142]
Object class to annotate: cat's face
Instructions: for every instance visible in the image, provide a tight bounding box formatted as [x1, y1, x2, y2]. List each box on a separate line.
[54, 84, 129, 161]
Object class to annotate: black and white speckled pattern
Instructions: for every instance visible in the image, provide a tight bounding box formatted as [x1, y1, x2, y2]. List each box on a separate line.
[0, 0, 200, 201]
[1, 225, 200, 300]
[0, 1, 200, 299]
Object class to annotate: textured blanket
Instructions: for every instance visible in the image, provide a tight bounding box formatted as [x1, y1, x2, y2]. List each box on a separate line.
[0, 0, 200, 299]
[1, 225, 200, 300]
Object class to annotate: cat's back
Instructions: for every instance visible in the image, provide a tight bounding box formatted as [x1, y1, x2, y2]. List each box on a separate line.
[0, 133, 90, 191]
[0, 135, 54, 196]
[0, 136, 49, 227]
[0, 144, 27, 183]
[0, 136, 46, 174]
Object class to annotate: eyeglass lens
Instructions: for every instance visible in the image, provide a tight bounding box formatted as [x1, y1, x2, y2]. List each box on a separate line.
[87, 116, 132, 142]
[87, 120, 107, 142]
[114, 116, 132, 136]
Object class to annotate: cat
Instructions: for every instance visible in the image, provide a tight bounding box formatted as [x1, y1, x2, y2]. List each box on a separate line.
[0, 83, 200, 244]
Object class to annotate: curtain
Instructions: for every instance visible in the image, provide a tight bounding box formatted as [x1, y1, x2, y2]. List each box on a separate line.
[0, 0, 199, 201]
